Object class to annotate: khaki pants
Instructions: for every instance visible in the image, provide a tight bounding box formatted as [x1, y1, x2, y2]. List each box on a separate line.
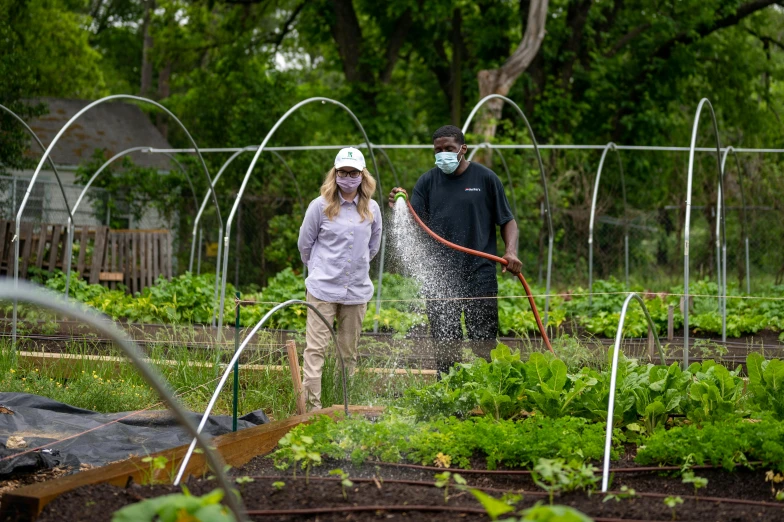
[302, 292, 367, 411]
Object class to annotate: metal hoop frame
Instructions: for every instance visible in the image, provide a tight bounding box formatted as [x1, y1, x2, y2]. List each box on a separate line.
[64, 146, 200, 296]
[601, 292, 665, 493]
[0, 104, 75, 224]
[588, 143, 630, 306]
[216, 98, 383, 338]
[716, 146, 751, 342]
[11, 95, 221, 348]
[173, 298, 349, 485]
[461, 94, 554, 325]
[684, 98, 724, 367]
[0, 281, 246, 521]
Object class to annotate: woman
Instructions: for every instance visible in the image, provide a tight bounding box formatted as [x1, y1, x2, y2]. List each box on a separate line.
[297, 147, 382, 411]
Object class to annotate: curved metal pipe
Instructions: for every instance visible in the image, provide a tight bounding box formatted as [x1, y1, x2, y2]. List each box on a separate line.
[173, 298, 349, 485]
[0, 104, 74, 222]
[65, 146, 199, 295]
[588, 143, 629, 306]
[186, 147, 307, 326]
[1, 104, 75, 349]
[601, 292, 665, 493]
[0, 281, 246, 521]
[371, 146, 401, 188]
[683, 99, 724, 367]
[188, 148, 307, 272]
[716, 147, 747, 341]
[461, 94, 554, 325]
[216, 98, 382, 338]
[12, 95, 221, 347]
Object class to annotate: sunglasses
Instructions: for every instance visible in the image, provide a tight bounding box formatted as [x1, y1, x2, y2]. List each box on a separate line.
[336, 169, 362, 178]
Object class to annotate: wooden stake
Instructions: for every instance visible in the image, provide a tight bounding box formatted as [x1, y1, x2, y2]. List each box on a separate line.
[667, 305, 674, 341]
[286, 340, 306, 415]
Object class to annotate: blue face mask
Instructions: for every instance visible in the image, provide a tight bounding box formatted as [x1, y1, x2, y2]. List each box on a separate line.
[434, 151, 463, 174]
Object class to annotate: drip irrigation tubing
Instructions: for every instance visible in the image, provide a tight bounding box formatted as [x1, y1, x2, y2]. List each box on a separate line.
[246, 505, 489, 516]
[245, 472, 784, 510]
[396, 193, 553, 354]
[375, 461, 764, 475]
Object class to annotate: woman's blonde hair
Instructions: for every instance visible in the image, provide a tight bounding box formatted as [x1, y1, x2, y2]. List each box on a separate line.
[320, 167, 377, 222]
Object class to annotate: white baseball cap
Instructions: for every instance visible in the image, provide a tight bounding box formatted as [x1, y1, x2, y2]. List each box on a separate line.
[334, 147, 365, 170]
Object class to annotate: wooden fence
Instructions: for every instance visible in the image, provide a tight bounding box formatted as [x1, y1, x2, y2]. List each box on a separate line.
[0, 221, 172, 293]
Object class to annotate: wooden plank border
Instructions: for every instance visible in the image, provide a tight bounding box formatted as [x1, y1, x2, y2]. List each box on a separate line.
[0, 405, 383, 520]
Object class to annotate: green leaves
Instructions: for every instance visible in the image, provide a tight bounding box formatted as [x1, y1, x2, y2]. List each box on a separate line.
[747, 353, 784, 420]
[111, 488, 235, 522]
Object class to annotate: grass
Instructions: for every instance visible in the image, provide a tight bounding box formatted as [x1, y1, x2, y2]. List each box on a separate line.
[0, 330, 433, 420]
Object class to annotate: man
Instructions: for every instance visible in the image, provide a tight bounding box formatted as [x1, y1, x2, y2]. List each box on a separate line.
[388, 125, 522, 375]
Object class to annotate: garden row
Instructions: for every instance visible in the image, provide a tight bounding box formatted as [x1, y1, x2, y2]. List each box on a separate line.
[30, 347, 784, 521]
[17, 269, 784, 340]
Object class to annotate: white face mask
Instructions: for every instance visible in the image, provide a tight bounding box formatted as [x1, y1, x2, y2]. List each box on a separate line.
[434, 151, 463, 174]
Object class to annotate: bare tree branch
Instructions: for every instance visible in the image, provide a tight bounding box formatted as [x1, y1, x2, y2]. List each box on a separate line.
[605, 22, 651, 58]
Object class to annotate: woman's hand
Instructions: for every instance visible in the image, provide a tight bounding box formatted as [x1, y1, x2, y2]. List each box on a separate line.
[388, 187, 408, 208]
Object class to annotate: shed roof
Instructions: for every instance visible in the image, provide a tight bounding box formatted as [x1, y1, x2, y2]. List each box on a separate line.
[24, 97, 175, 170]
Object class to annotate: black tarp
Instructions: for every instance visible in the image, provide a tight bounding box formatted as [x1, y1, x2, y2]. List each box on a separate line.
[0, 393, 269, 477]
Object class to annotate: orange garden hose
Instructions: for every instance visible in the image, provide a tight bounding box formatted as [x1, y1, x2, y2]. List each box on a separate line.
[396, 193, 554, 354]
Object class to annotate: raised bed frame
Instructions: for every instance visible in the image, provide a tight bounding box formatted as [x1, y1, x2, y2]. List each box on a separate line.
[0, 405, 382, 521]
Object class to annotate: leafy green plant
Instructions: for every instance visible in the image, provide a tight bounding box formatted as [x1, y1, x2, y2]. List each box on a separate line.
[519, 503, 593, 522]
[235, 475, 254, 496]
[138, 455, 169, 485]
[636, 417, 784, 471]
[747, 353, 784, 420]
[685, 360, 745, 423]
[531, 458, 598, 504]
[681, 471, 708, 500]
[603, 485, 636, 502]
[329, 469, 354, 500]
[271, 481, 285, 491]
[524, 353, 598, 419]
[111, 487, 235, 522]
[468, 489, 516, 520]
[274, 431, 322, 483]
[663, 496, 683, 521]
[433, 471, 466, 503]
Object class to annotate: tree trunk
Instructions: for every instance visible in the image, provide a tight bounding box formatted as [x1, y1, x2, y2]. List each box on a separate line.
[473, 0, 548, 141]
[156, 61, 171, 138]
[140, 0, 155, 97]
[450, 9, 463, 126]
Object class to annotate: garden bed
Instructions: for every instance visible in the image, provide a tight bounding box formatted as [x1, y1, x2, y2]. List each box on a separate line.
[27, 456, 784, 521]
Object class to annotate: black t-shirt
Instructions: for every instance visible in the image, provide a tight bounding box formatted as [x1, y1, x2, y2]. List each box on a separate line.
[410, 162, 514, 297]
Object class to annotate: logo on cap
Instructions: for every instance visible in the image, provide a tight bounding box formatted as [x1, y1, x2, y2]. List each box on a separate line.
[348, 152, 353, 157]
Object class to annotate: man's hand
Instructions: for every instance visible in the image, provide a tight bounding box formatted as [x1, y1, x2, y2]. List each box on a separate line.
[501, 252, 522, 275]
[388, 187, 408, 208]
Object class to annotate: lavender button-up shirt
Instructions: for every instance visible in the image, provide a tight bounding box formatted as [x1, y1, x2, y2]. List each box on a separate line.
[298, 194, 383, 305]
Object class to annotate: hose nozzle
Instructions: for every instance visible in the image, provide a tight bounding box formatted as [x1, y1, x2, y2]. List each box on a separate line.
[394, 192, 408, 202]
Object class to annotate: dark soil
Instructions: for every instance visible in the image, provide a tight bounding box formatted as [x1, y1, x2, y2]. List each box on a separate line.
[24, 455, 784, 522]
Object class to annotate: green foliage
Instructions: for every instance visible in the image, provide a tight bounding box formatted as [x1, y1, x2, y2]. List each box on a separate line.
[747, 353, 784, 420]
[469, 489, 515, 521]
[518, 503, 593, 522]
[328, 469, 353, 500]
[433, 471, 466, 503]
[663, 496, 683, 521]
[532, 458, 598, 504]
[111, 487, 235, 522]
[681, 471, 708, 498]
[685, 360, 745, 423]
[270, 413, 620, 472]
[636, 417, 784, 471]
